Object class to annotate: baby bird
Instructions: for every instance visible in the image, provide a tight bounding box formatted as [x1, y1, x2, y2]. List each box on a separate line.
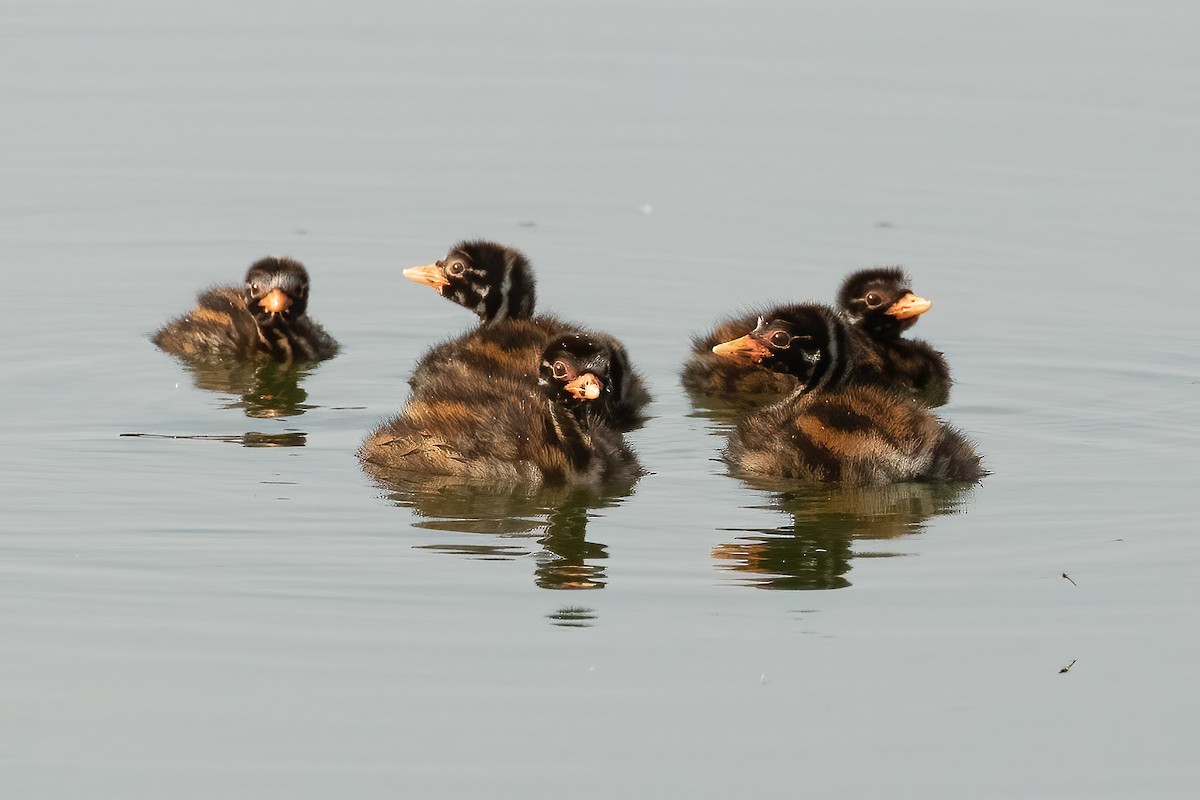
[403, 240, 650, 427]
[681, 266, 947, 406]
[838, 267, 951, 406]
[359, 333, 640, 486]
[153, 256, 338, 362]
[711, 304, 983, 486]
[681, 311, 802, 399]
[683, 302, 889, 400]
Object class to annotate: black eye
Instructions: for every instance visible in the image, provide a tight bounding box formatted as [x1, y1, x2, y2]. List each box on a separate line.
[769, 331, 792, 348]
[447, 261, 466, 277]
[865, 292, 883, 308]
[552, 361, 569, 379]
[248, 282, 258, 293]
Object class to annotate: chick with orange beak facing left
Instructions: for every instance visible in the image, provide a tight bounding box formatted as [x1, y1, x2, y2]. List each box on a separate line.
[707, 303, 982, 486]
[400, 240, 651, 428]
[681, 265, 951, 408]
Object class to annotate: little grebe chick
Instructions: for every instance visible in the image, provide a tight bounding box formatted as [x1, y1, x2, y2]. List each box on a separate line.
[683, 304, 889, 400]
[838, 267, 951, 407]
[681, 266, 949, 407]
[153, 256, 338, 362]
[711, 304, 983, 486]
[359, 333, 640, 486]
[681, 310, 803, 399]
[404, 240, 650, 427]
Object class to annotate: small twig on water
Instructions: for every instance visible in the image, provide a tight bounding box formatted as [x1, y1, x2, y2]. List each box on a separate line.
[1061, 572, 1077, 586]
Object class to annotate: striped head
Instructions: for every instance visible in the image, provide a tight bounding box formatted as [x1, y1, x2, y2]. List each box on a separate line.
[837, 267, 931, 338]
[539, 332, 627, 416]
[710, 304, 854, 394]
[243, 256, 311, 326]
[403, 240, 536, 324]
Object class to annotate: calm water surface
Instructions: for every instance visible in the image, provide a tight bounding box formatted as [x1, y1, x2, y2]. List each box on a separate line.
[3, 1, 1199, 796]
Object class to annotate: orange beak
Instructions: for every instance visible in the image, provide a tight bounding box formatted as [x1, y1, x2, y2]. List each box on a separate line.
[259, 288, 291, 314]
[712, 335, 771, 364]
[403, 263, 450, 292]
[565, 373, 602, 401]
[885, 292, 932, 320]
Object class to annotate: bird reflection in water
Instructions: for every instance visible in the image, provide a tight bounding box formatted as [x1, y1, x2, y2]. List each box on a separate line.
[178, 358, 318, 419]
[127, 359, 320, 448]
[120, 431, 307, 447]
[714, 476, 974, 589]
[363, 462, 638, 595]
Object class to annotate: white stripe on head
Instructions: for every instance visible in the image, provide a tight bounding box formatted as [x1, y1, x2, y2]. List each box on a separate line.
[483, 254, 513, 322]
[817, 311, 838, 392]
[499, 252, 515, 308]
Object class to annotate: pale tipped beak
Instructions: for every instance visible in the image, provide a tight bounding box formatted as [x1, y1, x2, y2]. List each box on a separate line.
[565, 373, 602, 401]
[259, 288, 291, 314]
[712, 335, 771, 364]
[403, 263, 450, 292]
[885, 292, 932, 320]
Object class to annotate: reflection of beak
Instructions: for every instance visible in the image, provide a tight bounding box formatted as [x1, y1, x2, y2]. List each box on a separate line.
[565, 373, 602, 401]
[886, 292, 931, 320]
[712, 335, 771, 363]
[403, 263, 450, 292]
[259, 289, 291, 314]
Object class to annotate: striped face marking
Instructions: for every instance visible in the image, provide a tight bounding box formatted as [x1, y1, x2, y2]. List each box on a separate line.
[407, 242, 537, 323]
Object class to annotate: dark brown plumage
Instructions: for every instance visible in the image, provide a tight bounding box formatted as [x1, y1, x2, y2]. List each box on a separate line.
[683, 305, 889, 399]
[359, 333, 640, 486]
[711, 304, 983, 486]
[838, 267, 951, 407]
[403, 241, 650, 427]
[682, 311, 805, 399]
[152, 256, 338, 363]
[681, 266, 950, 407]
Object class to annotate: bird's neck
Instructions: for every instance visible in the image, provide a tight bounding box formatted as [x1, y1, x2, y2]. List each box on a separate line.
[544, 397, 592, 471]
[862, 317, 902, 340]
[476, 257, 536, 323]
[254, 316, 315, 362]
[790, 317, 858, 397]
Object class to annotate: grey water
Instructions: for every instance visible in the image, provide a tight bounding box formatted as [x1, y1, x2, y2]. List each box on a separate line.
[3, 1, 1199, 796]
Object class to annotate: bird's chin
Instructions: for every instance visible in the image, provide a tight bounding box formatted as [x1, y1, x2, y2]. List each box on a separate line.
[254, 311, 292, 327]
[765, 362, 799, 379]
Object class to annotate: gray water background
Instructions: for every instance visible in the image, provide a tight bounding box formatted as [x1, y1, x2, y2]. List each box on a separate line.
[3, 1, 1199, 796]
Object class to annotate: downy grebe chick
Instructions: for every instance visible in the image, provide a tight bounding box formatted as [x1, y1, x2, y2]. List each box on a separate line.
[683, 303, 890, 400]
[682, 267, 948, 406]
[838, 267, 951, 406]
[711, 304, 983, 486]
[153, 256, 339, 362]
[358, 333, 640, 486]
[404, 239, 537, 323]
[403, 240, 650, 427]
[681, 311, 803, 399]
